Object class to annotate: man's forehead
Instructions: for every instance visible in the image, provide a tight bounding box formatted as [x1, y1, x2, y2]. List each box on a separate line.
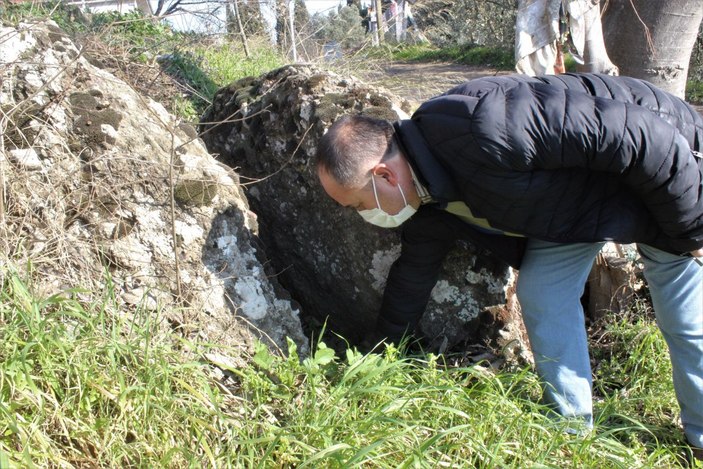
[318, 169, 353, 199]
[319, 169, 365, 204]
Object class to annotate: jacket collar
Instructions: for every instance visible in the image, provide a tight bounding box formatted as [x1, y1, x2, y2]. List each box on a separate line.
[393, 119, 460, 207]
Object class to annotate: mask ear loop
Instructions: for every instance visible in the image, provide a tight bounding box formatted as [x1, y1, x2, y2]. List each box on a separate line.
[397, 183, 408, 206]
[371, 171, 408, 210]
[370, 174, 382, 210]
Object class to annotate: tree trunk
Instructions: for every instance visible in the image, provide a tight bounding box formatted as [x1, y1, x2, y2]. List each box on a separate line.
[227, 0, 251, 58]
[602, 0, 703, 98]
[375, 0, 384, 44]
[571, 1, 617, 75]
[135, 0, 153, 16]
[288, 0, 297, 62]
[276, 0, 289, 51]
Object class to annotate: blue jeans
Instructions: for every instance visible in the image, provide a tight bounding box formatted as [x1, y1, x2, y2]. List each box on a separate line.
[516, 239, 703, 446]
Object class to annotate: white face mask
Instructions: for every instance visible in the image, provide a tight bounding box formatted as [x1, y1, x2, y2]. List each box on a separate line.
[358, 175, 417, 228]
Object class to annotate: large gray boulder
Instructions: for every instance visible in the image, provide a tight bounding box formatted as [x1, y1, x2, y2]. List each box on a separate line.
[0, 22, 307, 356]
[201, 65, 528, 356]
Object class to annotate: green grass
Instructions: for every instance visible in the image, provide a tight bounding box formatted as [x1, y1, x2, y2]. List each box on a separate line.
[384, 44, 582, 75]
[0, 270, 697, 468]
[0, 271, 238, 467]
[687, 80, 703, 105]
[164, 39, 285, 120]
[387, 43, 515, 70]
[0, 1, 82, 33]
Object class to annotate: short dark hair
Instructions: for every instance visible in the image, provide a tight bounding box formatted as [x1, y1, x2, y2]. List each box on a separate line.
[316, 114, 397, 188]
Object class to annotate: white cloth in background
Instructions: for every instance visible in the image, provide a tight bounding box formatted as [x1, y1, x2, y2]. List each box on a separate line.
[515, 0, 617, 76]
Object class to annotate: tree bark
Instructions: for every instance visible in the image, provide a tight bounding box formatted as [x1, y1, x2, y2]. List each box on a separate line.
[572, 1, 617, 75]
[276, 0, 288, 50]
[288, 0, 297, 62]
[375, 0, 384, 44]
[602, 0, 703, 98]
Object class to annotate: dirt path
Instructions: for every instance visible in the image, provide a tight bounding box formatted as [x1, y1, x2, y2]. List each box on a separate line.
[360, 60, 703, 115]
[359, 61, 510, 109]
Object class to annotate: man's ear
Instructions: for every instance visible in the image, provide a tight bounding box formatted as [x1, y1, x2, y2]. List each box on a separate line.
[371, 160, 400, 186]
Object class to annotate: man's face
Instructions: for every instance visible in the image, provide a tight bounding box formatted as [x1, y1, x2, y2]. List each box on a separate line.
[317, 153, 421, 216]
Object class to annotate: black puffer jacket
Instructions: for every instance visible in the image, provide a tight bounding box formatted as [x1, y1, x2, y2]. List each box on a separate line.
[376, 73, 703, 342]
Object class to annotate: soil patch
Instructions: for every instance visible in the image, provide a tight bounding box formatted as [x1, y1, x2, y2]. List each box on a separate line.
[359, 60, 703, 115]
[358, 61, 511, 110]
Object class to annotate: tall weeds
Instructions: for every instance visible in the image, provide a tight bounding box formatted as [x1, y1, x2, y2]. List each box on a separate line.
[0, 270, 695, 467]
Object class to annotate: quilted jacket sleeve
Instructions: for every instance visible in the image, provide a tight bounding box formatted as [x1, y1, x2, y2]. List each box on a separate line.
[375, 207, 527, 343]
[375, 207, 457, 343]
[469, 82, 703, 252]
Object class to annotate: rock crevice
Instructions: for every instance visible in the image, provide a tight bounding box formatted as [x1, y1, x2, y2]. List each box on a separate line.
[201, 64, 528, 356]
